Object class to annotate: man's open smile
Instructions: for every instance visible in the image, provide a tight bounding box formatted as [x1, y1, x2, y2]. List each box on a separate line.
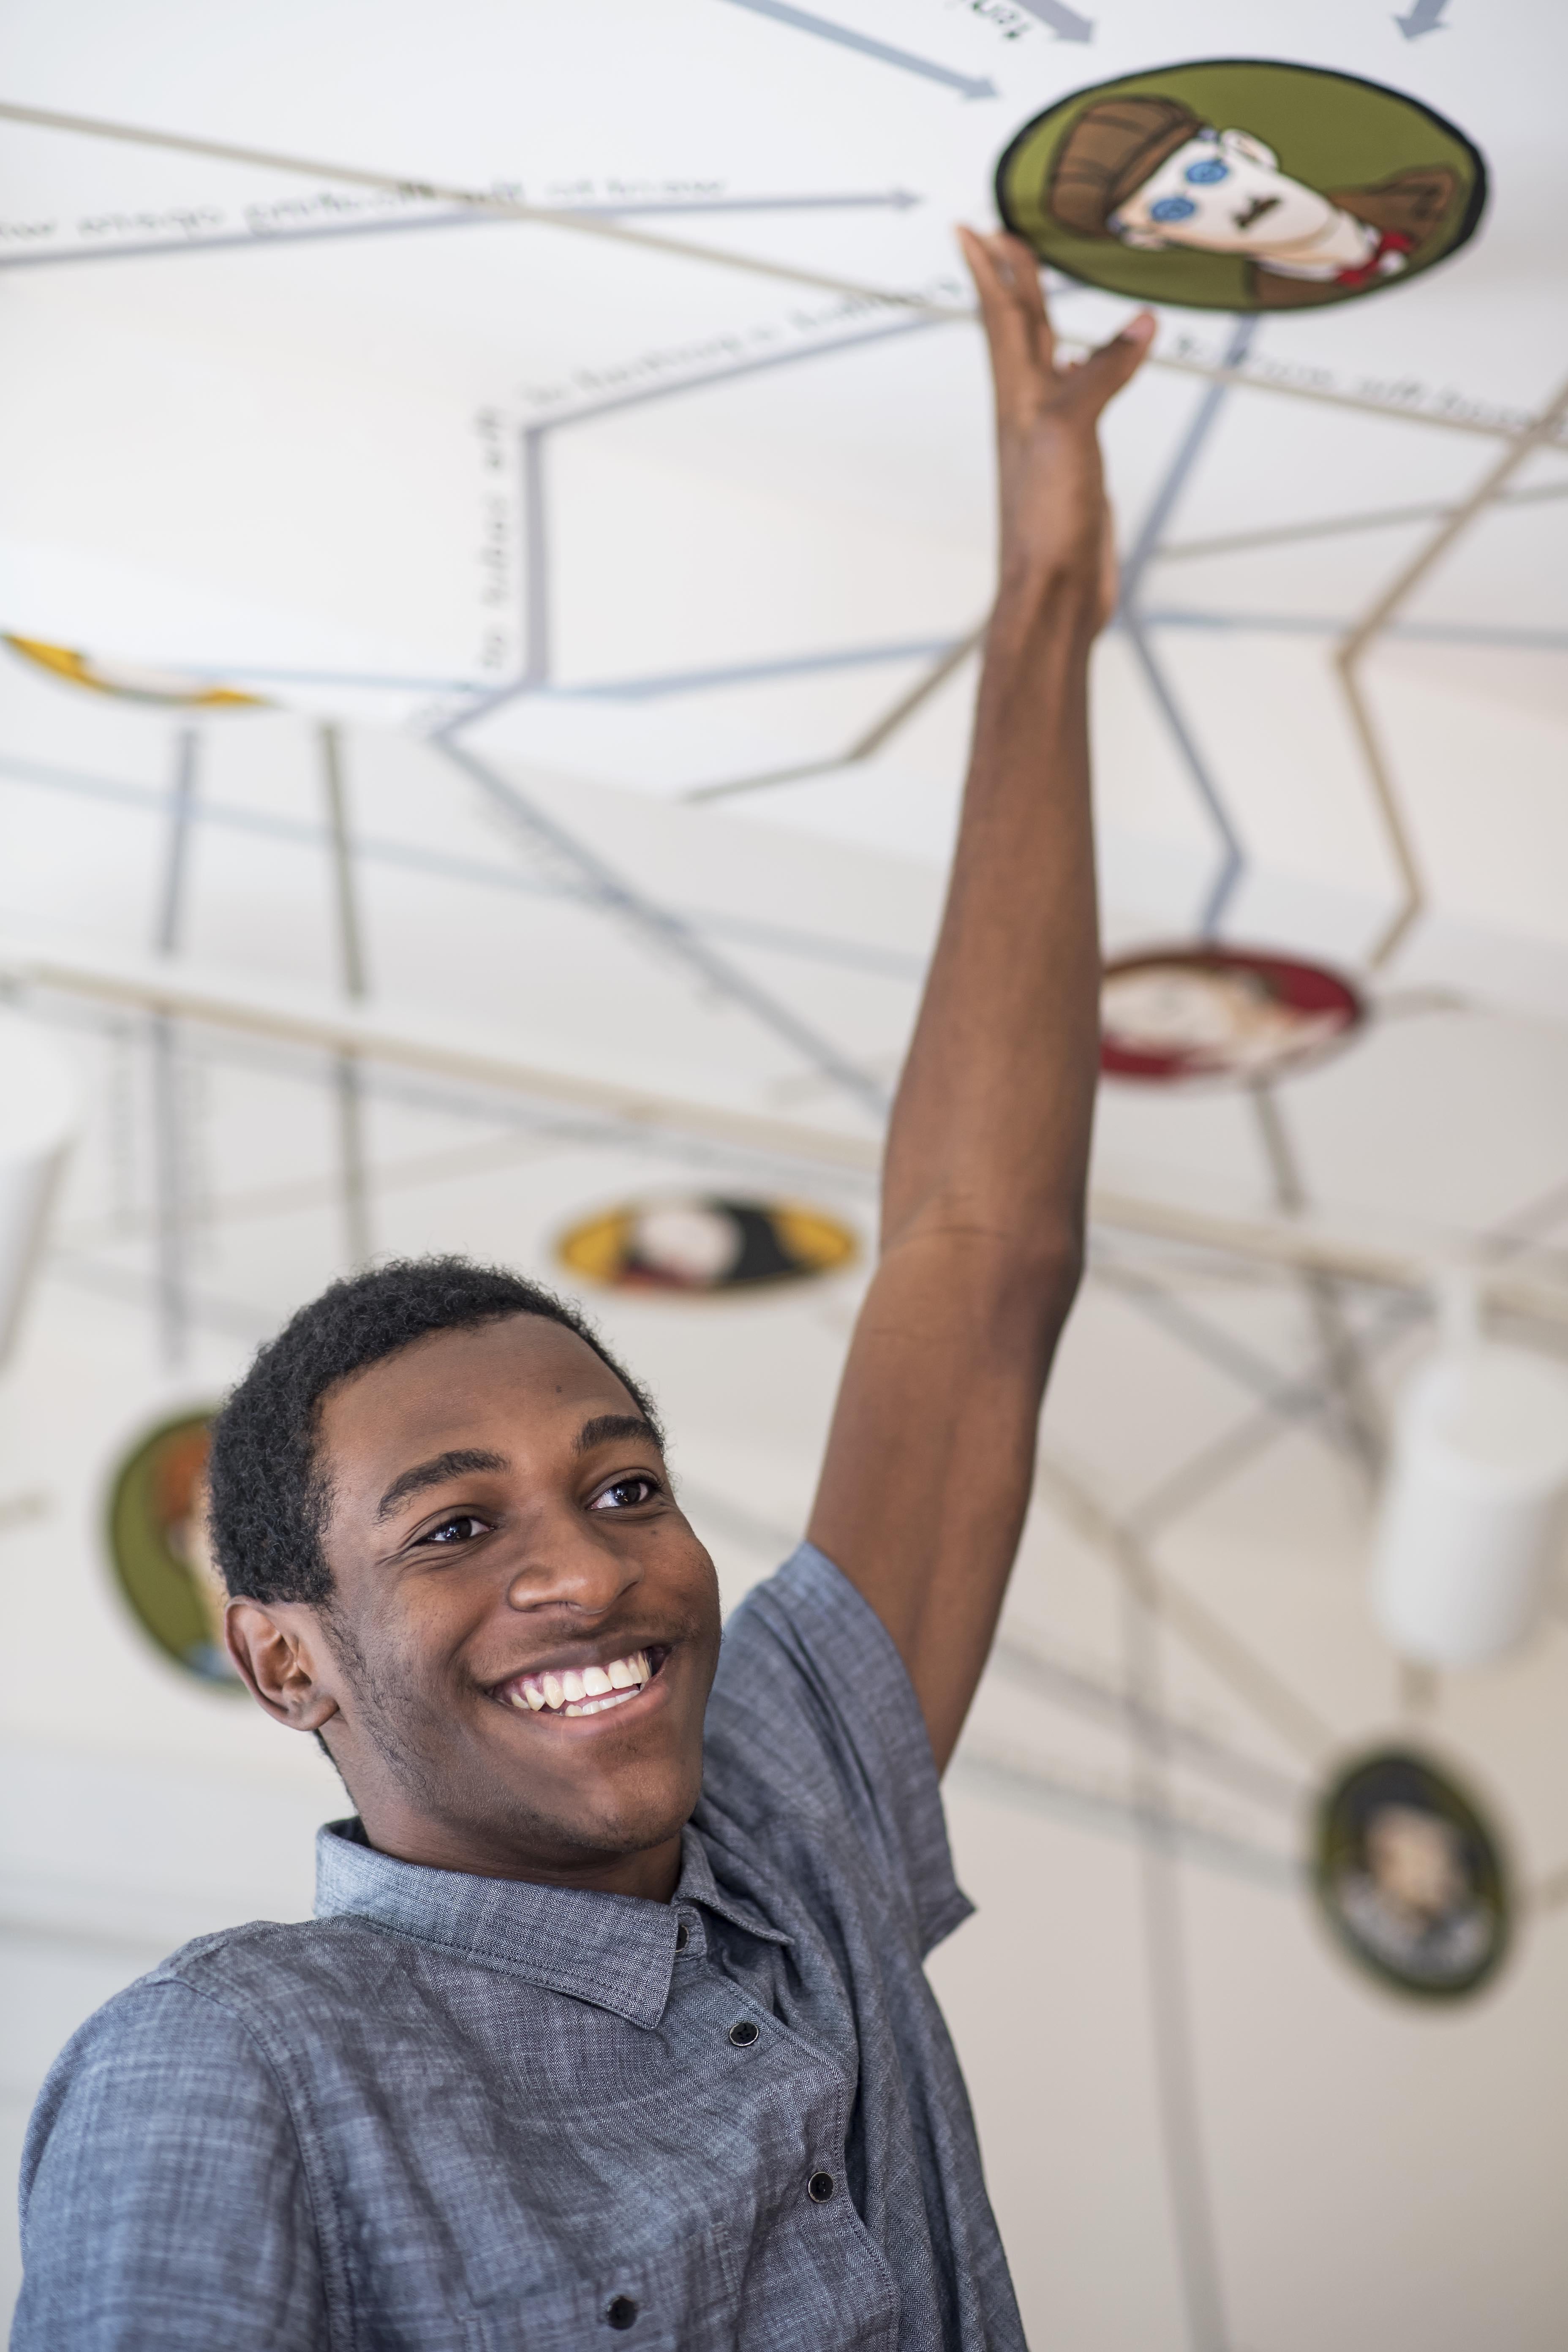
[493, 1644, 671, 1720]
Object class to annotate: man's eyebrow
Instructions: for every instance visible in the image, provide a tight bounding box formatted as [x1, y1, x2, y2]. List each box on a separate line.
[573, 1414, 663, 1457]
[374, 1448, 509, 1523]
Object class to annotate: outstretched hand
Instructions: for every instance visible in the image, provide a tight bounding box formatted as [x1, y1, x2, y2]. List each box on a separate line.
[957, 226, 1154, 629]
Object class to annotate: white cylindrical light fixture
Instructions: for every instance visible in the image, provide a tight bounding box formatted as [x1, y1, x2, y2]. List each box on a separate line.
[1372, 1323, 1568, 1668]
[0, 1009, 77, 1368]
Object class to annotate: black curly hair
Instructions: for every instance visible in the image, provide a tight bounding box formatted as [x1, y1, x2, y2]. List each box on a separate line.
[207, 1256, 661, 1607]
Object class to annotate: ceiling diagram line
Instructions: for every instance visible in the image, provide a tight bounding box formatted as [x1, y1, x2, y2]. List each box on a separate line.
[717, 0, 1000, 99]
[686, 621, 986, 804]
[3, 100, 1557, 451]
[1119, 316, 1257, 935]
[57, 1126, 569, 1252]
[0, 751, 926, 982]
[1340, 369, 1568, 969]
[446, 311, 944, 741]
[545, 635, 961, 702]
[1247, 1081, 1384, 1478]
[0, 186, 928, 272]
[1126, 1289, 1438, 1552]
[24, 933, 1568, 1315]
[0, 99, 972, 318]
[1032, 1452, 1338, 1763]
[430, 737, 893, 1121]
[1159, 479, 1568, 564]
[1133, 612, 1568, 652]
[320, 723, 373, 1271]
[988, 1635, 1304, 1810]
[1119, 1572, 1233, 2352]
[1089, 1258, 1366, 1462]
[951, 1745, 1296, 1890]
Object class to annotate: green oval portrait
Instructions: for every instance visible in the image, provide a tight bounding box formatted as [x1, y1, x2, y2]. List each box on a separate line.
[996, 58, 1486, 314]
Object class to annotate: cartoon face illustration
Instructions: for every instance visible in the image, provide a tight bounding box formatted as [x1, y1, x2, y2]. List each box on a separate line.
[1099, 950, 1361, 1084]
[558, 1195, 858, 1295]
[1364, 1803, 1468, 1929]
[5, 635, 262, 707]
[1314, 1750, 1508, 2001]
[107, 1412, 240, 1687]
[996, 65, 1485, 314]
[1051, 97, 1456, 301]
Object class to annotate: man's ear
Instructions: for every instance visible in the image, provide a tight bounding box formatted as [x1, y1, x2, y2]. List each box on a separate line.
[226, 1598, 342, 1733]
[1220, 128, 1278, 169]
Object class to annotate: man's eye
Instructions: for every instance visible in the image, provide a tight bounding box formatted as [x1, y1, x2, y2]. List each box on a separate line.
[591, 1476, 659, 1512]
[422, 1514, 488, 1546]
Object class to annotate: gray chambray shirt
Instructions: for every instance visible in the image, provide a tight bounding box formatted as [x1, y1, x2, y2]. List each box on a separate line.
[13, 1544, 1025, 2352]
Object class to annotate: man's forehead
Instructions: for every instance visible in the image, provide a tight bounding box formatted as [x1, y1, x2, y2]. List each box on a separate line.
[320, 1316, 634, 1464]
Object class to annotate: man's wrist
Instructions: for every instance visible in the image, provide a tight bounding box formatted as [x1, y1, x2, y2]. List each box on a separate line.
[991, 558, 1103, 648]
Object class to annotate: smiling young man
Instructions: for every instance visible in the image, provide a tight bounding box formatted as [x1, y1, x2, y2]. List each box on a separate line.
[13, 236, 1152, 2352]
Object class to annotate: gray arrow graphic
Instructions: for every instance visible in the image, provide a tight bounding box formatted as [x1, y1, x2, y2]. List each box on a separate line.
[1394, 0, 1448, 34]
[719, 0, 998, 97]
[1017, 0, 1094, 41]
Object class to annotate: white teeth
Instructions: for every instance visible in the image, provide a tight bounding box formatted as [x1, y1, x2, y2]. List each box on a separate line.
[507, 1650, 657, 1717]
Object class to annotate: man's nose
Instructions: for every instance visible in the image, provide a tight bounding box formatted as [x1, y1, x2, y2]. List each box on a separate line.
[502, 1504, 642, 1617]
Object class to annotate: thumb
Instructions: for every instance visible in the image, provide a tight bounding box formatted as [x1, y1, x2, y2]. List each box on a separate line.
[1074, 310, 1156, 414]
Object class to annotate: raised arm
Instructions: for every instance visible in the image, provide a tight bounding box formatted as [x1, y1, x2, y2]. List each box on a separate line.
[806, 232, 1152, 1769]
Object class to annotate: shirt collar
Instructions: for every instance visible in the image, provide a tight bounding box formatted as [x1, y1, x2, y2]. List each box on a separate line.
[314, 1819, 788, 2031]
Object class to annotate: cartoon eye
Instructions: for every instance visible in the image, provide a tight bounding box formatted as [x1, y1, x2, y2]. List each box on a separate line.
[1184, 159, 1230, 186]
[1149, 196, 1198, 223]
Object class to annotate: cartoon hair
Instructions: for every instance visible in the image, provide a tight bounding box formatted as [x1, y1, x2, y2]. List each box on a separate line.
[1048, 96, 1203, 240]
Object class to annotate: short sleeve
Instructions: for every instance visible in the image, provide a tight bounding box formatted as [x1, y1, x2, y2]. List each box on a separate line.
[704, 1541, 974, 1955]
[14, 1977, 327, 2352]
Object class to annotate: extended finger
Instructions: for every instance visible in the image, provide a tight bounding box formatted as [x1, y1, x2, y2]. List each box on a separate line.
[1068, 309, 1156, 417]
[956, 226, 1052, 387]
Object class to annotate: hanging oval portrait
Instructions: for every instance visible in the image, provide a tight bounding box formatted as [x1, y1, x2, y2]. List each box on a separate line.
[1313, 1749, 1510, 2000]
[558, 1195, 858, 1296]
[1100, 945, 1363, 1085]
[4, 634, 262, 708]
[996, 59, 1486, 313]
[106, 1408, 240, 1688]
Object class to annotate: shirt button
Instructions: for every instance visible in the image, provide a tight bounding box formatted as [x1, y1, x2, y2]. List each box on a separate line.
[728, 2020, 760, 2047]
[605, 2294, 639, 2329]
[675, 1922, 689, 1952]
[807, 2171, 836, 2203]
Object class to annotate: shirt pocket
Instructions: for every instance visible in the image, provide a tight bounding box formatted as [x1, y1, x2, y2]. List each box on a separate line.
[463, 2227, 741, 2352]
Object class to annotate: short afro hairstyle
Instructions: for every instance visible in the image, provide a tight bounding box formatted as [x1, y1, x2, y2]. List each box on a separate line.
[207, 1255, 661, 1608]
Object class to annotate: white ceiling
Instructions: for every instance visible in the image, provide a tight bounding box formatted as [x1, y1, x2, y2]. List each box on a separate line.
[4, 6, 1568, 2346]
